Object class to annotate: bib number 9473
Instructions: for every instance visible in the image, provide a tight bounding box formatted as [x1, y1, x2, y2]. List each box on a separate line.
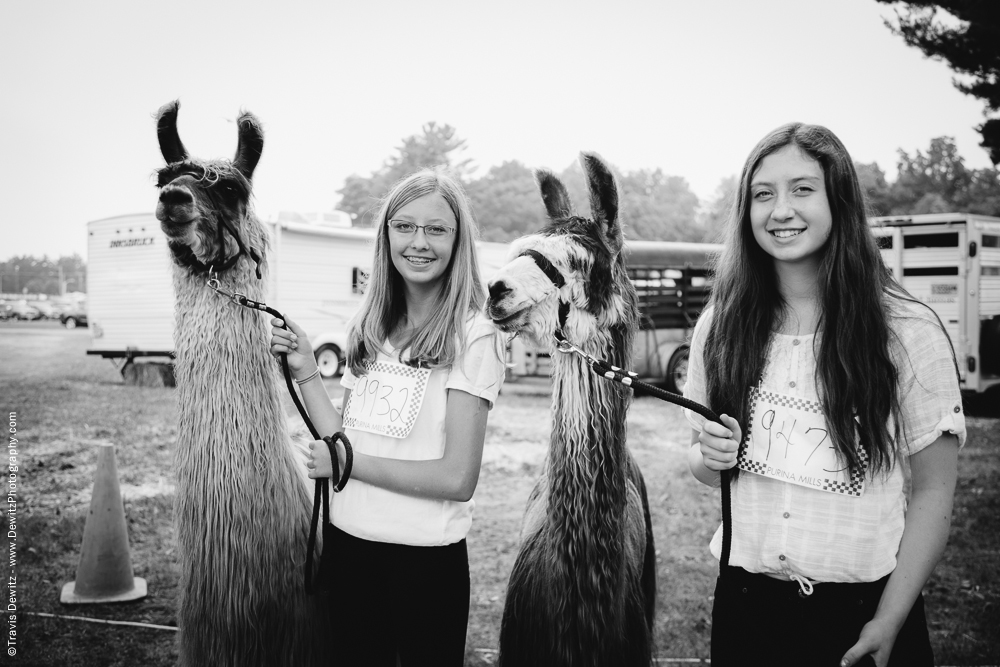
[737, 386, 867, 497]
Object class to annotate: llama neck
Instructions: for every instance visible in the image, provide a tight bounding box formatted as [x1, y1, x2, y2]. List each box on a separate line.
[171, 253, 289, 472]
[547, 327, 632, 533]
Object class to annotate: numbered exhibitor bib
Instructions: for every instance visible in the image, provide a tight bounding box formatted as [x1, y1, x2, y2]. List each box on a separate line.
[737, 386, 867, 497]
[343, 360, 431, 439]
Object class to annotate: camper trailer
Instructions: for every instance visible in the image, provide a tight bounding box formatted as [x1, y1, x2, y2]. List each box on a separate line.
[85, 213, 511, 380]
[871, 212, 1000, 394]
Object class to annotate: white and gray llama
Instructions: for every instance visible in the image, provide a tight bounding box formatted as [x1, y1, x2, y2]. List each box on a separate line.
[487, 153, 657, 666]
[153, 100, 329, 666]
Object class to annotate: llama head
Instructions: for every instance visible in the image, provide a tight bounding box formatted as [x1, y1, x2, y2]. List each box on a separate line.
[486, 153, 638, 352]
[154, 100, 264, 276]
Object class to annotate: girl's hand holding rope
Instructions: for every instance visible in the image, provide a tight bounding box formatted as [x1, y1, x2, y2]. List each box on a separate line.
[307, 438, 347, 480]
[269, 316, 316, 378]
[698, 414, 742, 472]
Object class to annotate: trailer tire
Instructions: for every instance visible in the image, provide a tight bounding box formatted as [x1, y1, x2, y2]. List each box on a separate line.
[665, 345, 690, 395]
[315, 344, 344, 379]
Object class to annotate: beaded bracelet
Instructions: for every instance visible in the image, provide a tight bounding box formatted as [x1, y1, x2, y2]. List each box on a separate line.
[294, 367, 321, 385]
[323, 432, 354, 492]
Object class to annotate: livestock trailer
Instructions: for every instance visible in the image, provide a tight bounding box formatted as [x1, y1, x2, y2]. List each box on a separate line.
[871, 212, 1000, 394]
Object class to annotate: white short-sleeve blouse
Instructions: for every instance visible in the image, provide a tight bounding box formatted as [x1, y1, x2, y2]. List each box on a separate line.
[684, 299, 966, 583]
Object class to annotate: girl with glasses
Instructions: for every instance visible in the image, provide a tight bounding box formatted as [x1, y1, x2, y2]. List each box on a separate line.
[270, 168, 505, 666]
[684, 123, 964, 667]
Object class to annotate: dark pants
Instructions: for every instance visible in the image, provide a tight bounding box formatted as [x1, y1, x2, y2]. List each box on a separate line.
[711, 566, 933, 667]
[328, 526, 471, 667]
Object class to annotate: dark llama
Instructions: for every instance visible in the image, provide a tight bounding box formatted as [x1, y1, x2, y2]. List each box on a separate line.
[154, 100, 330, 666]
[486, 153, 657, 667]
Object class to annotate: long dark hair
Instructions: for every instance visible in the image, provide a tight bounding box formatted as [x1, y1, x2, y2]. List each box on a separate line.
[705, 122, 902, 477]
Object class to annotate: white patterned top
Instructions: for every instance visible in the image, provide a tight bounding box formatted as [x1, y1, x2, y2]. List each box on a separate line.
[684, 298, 966, 583]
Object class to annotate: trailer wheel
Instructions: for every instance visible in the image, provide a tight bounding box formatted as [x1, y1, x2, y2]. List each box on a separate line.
[315, 344, 344, 379]
[665, 345, 689, 395]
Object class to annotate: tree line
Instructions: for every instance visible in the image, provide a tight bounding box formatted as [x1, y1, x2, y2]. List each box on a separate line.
[335, 123, 1000, 243]
[0, 255, 86, 296]
[9, 124, 1000, 285]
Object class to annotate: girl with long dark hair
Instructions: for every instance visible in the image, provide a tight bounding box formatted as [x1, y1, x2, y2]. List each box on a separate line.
[270, 168, 505, 666]
[685, 123, 964, 667]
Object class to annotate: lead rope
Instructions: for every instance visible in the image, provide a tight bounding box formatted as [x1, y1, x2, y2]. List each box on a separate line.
[206, 271, 352, 594]
[553, 336, 734, 576]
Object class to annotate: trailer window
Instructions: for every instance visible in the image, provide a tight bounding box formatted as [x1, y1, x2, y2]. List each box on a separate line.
[983, 235, 999, 248]
[983, 267, 1000, 276]
[903, 233, 959, 249]
[875, 236, 893, 249]
[902, 267, 959, 276]
[352, 267, 369, 294]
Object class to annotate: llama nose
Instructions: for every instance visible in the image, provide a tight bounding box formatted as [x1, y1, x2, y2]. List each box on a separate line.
[489, 280, 512, 302]
[159, 185, 194, 206]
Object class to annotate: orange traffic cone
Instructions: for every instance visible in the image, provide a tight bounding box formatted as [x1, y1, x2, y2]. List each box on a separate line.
[60, 443, 147, 604]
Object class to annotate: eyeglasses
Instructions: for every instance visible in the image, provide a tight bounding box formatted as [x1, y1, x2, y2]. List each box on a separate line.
[388, 220, 455, 238]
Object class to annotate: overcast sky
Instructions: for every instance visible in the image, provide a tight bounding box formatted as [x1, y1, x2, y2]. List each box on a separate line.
[1, 0, 993, 260]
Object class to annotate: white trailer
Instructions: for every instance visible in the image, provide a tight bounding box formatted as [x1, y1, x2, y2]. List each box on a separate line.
[86, 213, 512, 381]
[871, 212, 1000, 394]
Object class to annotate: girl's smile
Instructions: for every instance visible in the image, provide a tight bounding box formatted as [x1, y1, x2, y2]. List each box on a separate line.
[770, 228, 805, 239]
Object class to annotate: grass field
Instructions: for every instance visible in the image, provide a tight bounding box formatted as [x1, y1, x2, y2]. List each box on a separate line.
[1, 320, 998, 666]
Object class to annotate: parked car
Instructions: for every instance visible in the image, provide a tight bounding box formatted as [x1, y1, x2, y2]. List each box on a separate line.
[60, 307, 88, 329]
[0, 302, 13, 320]
[28, 301, 56, 319]
[10, 302, 43, 320]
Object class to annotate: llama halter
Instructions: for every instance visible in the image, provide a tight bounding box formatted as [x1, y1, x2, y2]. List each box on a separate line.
[158, 163, 264, 279]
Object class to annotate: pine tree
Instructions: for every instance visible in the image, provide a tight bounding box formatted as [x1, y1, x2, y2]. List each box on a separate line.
[875, 1, 1000, 163]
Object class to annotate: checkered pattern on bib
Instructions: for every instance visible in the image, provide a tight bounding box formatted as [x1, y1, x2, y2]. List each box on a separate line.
[362, 361, 430, 439]
[738, 386, 867, 497]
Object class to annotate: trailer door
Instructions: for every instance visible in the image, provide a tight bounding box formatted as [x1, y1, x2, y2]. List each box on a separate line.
[898, 225, 968, 386]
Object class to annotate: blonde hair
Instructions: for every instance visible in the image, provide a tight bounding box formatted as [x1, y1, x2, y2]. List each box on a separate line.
[347, 168, 487, 374]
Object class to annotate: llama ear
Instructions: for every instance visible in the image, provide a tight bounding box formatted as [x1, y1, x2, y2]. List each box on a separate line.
[233, 111, 264, 180]
[156, 100, 188, 165]
[535, 169, 574, 220]
[581, 152, 622, 254]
